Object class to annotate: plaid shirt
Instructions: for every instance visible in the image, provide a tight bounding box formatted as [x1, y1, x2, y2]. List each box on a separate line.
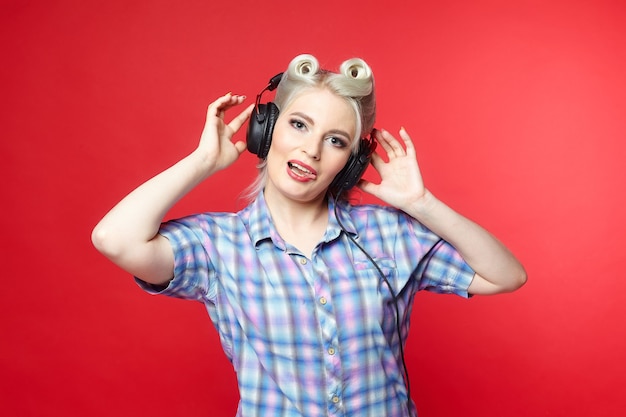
[137, 193, 474, 417]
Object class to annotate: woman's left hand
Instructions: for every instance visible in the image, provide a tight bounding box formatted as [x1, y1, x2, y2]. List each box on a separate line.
[360, 127, 528, 295]
[358, 127, 430, 212]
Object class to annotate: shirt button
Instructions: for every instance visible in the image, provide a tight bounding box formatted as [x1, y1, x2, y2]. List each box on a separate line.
[332, 396, 340, 404]
[319, 296, 327, 305]
[299, 258, 307, 265]
[328, 347, 335, 355]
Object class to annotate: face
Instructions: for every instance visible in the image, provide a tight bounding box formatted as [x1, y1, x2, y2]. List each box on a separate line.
[264, 88, 357, 204]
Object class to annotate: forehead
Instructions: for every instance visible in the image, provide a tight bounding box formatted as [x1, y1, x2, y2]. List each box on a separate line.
[282, 88, 357, 134]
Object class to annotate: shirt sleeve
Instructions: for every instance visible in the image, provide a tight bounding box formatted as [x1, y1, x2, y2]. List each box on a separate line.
[134, 215, 215, 302]
[413, 237, 475, 298]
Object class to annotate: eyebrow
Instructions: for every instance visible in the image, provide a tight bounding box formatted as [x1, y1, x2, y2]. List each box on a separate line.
[289, 111, 353, 140]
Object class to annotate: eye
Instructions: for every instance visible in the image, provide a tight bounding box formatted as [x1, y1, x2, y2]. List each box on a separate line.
[289, 118, 306, 131]
[327, 135, 349, 148]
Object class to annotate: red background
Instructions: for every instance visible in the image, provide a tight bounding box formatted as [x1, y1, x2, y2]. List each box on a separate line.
[2, 1, 625, 416]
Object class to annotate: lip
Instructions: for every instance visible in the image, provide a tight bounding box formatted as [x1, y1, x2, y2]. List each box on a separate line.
[286, 159, 317, 182]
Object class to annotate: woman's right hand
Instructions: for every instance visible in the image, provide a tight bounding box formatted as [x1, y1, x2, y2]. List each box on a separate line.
[92, 94, 253, 285]
[194, 93, 254, 175]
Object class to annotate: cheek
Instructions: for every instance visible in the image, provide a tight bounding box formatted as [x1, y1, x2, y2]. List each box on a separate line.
[268, 125, 293, 155]
[265, 151, 282, 177]
[326, 152, 351, 175]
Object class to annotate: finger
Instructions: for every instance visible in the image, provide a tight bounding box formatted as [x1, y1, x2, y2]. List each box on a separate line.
[222, 94, 247, 111]
[217, 94, 240, 119]
[208, 93, 245, 119]
[228, 103, 254, 133]
[368, 150, 386, 172]
[398, 128, 422, 175]
[207, 94, 229, 120]
[384, 128, 407, 155]
[378, 129, 406, 158]
[374, 129, 394, 156]
[398, 127, 416, 157]
[356, 179, 380, 198]
[356, 178, 377, 196]
[233, 139, 248, 155]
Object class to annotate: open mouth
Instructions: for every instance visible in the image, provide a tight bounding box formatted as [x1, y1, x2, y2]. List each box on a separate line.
[288, 162, 317, 180]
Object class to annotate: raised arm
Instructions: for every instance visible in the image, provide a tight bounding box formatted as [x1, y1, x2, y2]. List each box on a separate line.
[358, 128, 527, 295]
[91, 94, 253, 285]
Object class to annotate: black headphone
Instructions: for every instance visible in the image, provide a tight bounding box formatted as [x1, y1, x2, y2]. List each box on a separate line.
[246, 73, 377, 194]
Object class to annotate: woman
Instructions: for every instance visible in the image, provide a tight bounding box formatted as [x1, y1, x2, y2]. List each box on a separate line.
[92, 54, 526, 416]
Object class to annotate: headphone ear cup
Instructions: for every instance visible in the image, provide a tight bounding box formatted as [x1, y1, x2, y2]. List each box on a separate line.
[329, 138, 376, 194]
[246, 102, 279, 158]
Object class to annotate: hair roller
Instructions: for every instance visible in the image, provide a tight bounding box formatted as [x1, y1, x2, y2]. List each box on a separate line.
[290, 54, 320, 79]
[340, 58, 372, 81]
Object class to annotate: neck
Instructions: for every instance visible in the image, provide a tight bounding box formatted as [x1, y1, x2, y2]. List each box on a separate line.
[263, 188, 329, 255]
[264, 187, 328, 227]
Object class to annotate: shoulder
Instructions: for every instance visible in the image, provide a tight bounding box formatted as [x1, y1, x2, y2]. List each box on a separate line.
[160, 211, 246, 240]
[338, 201, 436, 245]
[342, 202, 411, 226]
[164, 211, 241, 227]
[160, 201, 270, 247]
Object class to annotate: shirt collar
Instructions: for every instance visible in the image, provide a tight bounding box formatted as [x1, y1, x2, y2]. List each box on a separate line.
[241, 192, 360, 249]
[241, 192, 281, 249]
[326, 194, 359, 241]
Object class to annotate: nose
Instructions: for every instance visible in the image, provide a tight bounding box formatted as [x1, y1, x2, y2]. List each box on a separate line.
[301, 138, 321, 160]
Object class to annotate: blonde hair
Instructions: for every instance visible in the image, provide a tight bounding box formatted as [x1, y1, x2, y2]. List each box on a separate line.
[242, 54, 376, 202]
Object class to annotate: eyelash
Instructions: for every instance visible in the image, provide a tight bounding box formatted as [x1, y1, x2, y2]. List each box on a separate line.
[289, 118, 348, 148]
[328, 136, 348, 148]
[290, 118, 306, 131]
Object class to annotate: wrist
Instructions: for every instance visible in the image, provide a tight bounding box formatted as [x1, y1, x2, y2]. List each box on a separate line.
[405, 189, 439, 220]
[188, 148, 219, 179]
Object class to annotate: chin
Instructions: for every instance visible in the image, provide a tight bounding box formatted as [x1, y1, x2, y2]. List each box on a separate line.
[283, 185, 328, 203]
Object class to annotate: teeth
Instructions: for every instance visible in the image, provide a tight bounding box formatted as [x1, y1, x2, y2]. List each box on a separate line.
[288, 162, 311, 174]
